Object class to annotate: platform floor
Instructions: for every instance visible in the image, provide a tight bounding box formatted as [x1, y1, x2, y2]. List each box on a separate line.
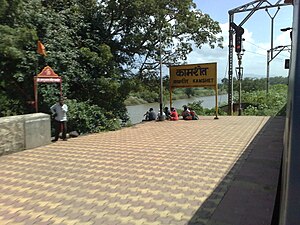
[0, 116, 284, 225]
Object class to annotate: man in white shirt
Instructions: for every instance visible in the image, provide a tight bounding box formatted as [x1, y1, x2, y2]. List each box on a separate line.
[50, 96, 68, 141]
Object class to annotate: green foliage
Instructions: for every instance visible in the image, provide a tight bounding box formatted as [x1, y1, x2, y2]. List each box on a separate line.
[184, 88, 195, 98]
[0, 94, 24, 117]
[79, 44, 113, 69]
[124, 96, 148, 105]
[0, 1, 40, 115]
[241, 84, 288, 116]
[186, 100, 225, 116]
[0, 0, 9, 18]
[237, 77, 266, 92]
[136, 90, 159, 103]
[95, 0, 223, 79]
[128, 77, 288, 117]
[220, 76, 288, 93]
[186, 100, 204, 113]
[66, 99, 121, 134]
[0, 0, 223, 134]
[270, 76, 288, 85]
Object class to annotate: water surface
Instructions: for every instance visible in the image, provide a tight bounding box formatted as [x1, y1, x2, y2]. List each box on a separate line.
[127, 94, 227, 124]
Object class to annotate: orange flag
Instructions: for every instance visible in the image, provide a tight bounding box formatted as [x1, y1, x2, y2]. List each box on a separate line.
[37, 40, 47, 56]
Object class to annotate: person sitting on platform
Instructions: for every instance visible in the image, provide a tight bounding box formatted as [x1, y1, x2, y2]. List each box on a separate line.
[182, 106, 192, 120]
[143, 108, 156, 121]
[189, 107, 199, 120]
[164, 107, 171, 119]
[170, 107, 179, 121]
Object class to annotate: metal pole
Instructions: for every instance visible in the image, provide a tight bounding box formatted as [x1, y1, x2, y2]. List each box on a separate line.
[271, 17, 274, 59]
[170, 88, 172, 109]
[159, 33, 164, 120]
[266, 46, 290, 94]
[169, 66, 172, 109]
[214, 85, 219, 119]
[34, 77, 38, 112]
[228, 13, 234, 115]
[238, 54, 242, 116]
[265, 7, 279, 95]
[267, 50, 270, 93]
[266, 7, 280, 60]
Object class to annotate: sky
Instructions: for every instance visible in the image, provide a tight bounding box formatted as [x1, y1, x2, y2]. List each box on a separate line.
[186, 0, 293, 81]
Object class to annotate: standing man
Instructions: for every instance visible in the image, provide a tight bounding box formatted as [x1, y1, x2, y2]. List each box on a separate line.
[50, 96, 68, 141]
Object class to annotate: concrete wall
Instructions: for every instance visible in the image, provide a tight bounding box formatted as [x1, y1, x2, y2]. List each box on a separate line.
[0, 113, 51, 155]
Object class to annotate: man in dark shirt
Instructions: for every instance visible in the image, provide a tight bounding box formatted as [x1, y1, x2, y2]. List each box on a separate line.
[143, 108, 156, 121]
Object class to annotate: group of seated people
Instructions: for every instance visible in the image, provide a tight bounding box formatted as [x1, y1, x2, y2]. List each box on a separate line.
[143, 106, 199, 121]
[164, 107, 179, 121]
[181, 106, 199, 120]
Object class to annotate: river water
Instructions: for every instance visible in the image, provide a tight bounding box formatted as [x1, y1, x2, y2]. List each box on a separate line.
[127, 94, 228, 124]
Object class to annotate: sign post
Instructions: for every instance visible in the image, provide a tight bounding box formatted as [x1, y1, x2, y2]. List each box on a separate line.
[169, 62, 218, 119]
[33, 66, 62, 112]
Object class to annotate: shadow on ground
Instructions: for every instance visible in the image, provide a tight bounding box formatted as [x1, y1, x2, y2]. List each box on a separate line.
[187, 116, 285, 225]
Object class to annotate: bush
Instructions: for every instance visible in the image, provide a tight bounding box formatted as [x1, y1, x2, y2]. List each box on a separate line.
[186, 100, 225, 116]
[66, 99, 121, 134]
[241, 84, 287, 116]
[136, 90, 159, 103]
[124, 96, 147, 106]
[0, 95, 24, 117]
[187, 100, 205, 114]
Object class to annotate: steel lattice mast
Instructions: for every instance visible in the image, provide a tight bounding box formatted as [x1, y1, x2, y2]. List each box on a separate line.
[227, 0, 292, 115]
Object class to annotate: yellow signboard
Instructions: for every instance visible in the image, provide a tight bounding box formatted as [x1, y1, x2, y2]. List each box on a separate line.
[169, 62, 217, 88]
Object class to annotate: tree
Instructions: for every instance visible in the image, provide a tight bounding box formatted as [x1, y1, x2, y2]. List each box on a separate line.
[99, 0, 223, 78]
[0, 0, 223, 133]
[184, 88, 195, 98]
[0, 0, 38, 116]
[92, 0, 223, 98]
[239, 77, 266, 92]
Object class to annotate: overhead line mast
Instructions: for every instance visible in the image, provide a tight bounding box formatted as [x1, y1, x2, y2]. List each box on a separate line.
[227, 0, 292, 115]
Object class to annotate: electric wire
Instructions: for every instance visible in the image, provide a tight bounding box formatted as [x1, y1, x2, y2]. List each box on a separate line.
[244, 40, 268, 51]
[245, 50, 287, 62]
[244, 40, 290, 58]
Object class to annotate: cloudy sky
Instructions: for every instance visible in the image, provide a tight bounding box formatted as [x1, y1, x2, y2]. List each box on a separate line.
[188, 0, 293, 81]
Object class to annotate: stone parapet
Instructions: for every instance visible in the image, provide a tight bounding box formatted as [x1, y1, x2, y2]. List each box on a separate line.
[0, 113, 51, 155]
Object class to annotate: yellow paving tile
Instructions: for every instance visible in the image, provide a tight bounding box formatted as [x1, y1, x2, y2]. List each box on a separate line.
[0, 116, 270, 225]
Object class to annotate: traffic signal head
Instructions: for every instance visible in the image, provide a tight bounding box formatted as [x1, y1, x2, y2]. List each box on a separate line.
[235, 34, 243, 53]
[231, 23, 244, 53]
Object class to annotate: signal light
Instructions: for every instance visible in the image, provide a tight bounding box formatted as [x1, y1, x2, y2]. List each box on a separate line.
[231, 22, 244, 53]
[235, 34, 243, 53]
